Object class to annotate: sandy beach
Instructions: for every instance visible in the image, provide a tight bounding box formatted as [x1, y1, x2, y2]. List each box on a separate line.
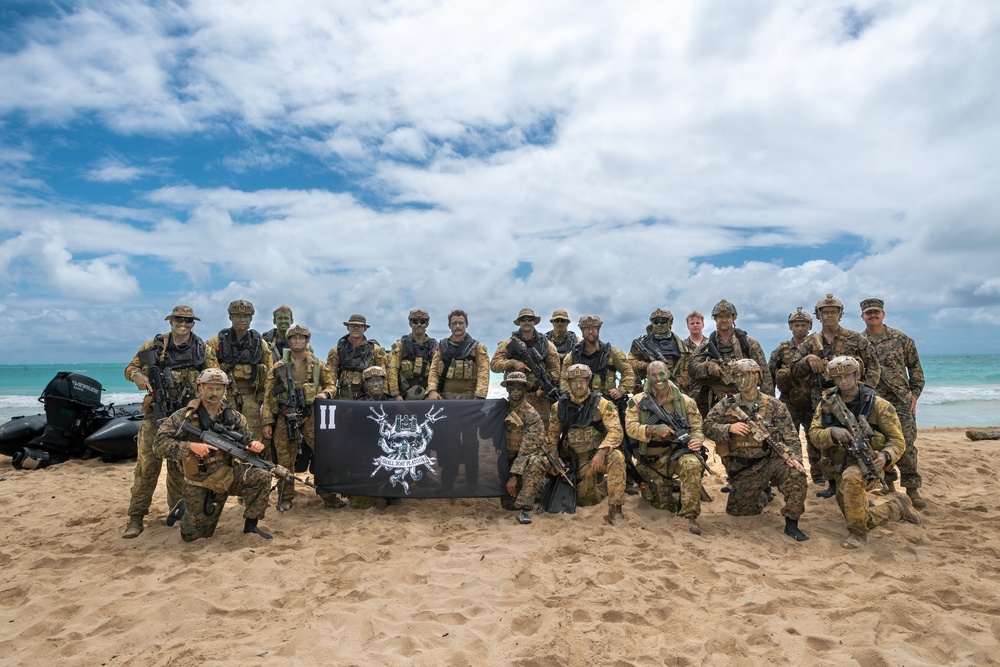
[1, 426, 998, 667]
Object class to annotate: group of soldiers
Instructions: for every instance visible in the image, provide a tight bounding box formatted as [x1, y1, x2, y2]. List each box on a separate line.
[120, 294, 925, 550]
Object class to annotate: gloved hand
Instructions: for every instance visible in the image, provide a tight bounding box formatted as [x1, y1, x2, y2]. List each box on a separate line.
[830, 427, 852, 444]
[706, 362, 723, 378]
[806, 354, 827, 374]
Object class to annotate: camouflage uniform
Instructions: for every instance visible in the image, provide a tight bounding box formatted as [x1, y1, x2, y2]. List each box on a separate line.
[559, 345, 634, 399]
[624, 384, 705, 519]
[768, 339, 813, 462]
[327, 336, 388, 400]
[809, 387, 908, 538]
[261, 352, 336, 501]
[703, 393, 807, 521]
[689, 330, 772, 415]
[124, 332, 207, 521]
[791, 327, 881, 406]
[544, 308, 578, 357]
[205, 330, 272, 440]
[863, 326, 924, 489]
[152, 400, 271, 542]
[627, 309, 692, 394]
[491, 330, 561, 428]
[387, 334, 438, 399]
[547, 392, 625, 507]
[506, 399, 551, 510]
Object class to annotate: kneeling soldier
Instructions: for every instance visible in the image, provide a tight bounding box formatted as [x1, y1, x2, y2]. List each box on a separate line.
[153, 369, 273, 542]
[501, 372, 551, 523]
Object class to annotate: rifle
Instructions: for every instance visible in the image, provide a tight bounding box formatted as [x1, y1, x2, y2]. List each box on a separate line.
[821, 392, 890, 491]
[506, 337, 561, 403]
[176, 420, 316, 510]
[276, 363, 312, 473]
[540, 447, 576, 489]
[138, 348, 181, 422]
[706, 341, 735, 385]
[639, 394, 714, 475]
[725, 404, 806, 474]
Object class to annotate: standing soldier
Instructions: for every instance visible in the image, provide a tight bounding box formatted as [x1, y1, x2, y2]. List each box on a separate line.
[261, 324, 336, 511]
[861, 298, 926, 508]
[809, 356, 921, 549]
[559, 315, 634, 402]
[387, 309, 437, 401]
[152, 369, 273, 542]
[262, 305, 295, 363]
[500, 372, 551, 523]
[703, 360, 810, 542]
[205, 300, 273, 441]
[628, 308, 691, 395]
[769, 307, 819, 481]
[793, 293, 880, 498]
[491, 308, 561, 428]
[549, 364, 627, 524]
[427, 309, 491, 491]
[122, 305, 209, 539]
[327, 314, 388, 400]
[545, 309, 579, 356]
[689, 300, 772, 418]
[624, 360, 708, 535]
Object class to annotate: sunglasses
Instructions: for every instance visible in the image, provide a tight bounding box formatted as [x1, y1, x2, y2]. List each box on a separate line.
[173, 317, 195, 324]
[651, 318, 671, 325]
[551, 319, 570, 324]
[410, 318, 429, 325]
[517, 316, 536, 323]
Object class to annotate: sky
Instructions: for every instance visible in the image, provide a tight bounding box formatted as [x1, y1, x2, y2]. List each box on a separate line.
[1, 0, 998, 365]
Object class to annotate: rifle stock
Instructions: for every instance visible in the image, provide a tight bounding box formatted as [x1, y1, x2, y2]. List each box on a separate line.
[506, 338, 560, 403]
[138, 348, 179, 422]
[822, 393, 890, 491]
[725, 404, 802, 472]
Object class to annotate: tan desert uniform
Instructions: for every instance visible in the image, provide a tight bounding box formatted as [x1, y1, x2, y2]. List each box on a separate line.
[327, 338, 388, 400]
[387, 335, 437, 399]
[262, 352, 336, 501]
[559, 345, 634, 399]
[548, 392, 625, 507]
[491, 332, 560, 427]
[427, 339, 491, 399]
[205, 332, 272, 440]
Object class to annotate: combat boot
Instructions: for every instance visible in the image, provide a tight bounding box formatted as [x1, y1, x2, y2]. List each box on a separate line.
[840, 530, 867, 549]
[605, 503, 626, 526]
[277, 499, 293, 512]
[122, 517, 144, 539]
[687, 518, 702, 535]
[905, 487, 927, 510]
[816, 479, 837, 499]
[892, 492, 922, 525]
[165, 500, 186, 527]
[517, 509, 533, 525]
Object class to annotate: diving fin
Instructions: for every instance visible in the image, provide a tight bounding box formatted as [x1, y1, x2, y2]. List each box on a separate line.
[539, 475, 577, 514]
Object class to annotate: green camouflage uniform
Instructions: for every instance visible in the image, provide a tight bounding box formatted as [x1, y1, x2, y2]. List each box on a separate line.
[768, 339, 812, 462]
[152, 400, 271, 542]
[205, 331, 273, 440]
[627, 333, 691, 395]
[505, 400, 551, 510]
[559, 345, 634, 400]
[863, 326, 924, 488]
[792, 327, 881, 406]
[261, 353, 336, 501]
[809, 389, 907, 536]
[689, 330, 773, 416]
[704, 393, 807, 520]
[548, 393, 625, 507]
[124, 335, 207, 521]
[491, 331, 561, 428]
[624, 384, 705, 519]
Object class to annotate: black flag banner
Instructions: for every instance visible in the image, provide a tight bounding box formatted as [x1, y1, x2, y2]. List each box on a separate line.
[312, 399, 510, 498]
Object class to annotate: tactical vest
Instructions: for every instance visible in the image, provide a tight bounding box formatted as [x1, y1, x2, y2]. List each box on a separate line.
[152, 332, 207, 403]
[820, 386, 886, 465]
[636, 333, 683, 360]
[337, 336, 378, 396]
[556, 392, 605, 456]
[634, 386, 688, 455]
[716, 395, 768, 455]
[273, 356, 323, 414]
[399, 334, 438, 383]
[546, 330, 579, 356]
[777, 341, 812, 409]
[437, 336, 480, 387]
[179, 402, 239, 488]
[570, 342, 612, 390]
[504, 407, 526, 457]
[708, 328, 750, 361]
[262, 329, 290, 363]
[215, 328, 266, 387]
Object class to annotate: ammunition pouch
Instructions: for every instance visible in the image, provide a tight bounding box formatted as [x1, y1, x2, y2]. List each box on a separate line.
[181, 450, 234, 493]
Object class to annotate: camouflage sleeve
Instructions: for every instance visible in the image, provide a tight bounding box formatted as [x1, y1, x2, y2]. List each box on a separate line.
[326, 346, 340, 380]
[152, 408, 190, 460]
[261, 364, 279, 425]
[547, 404, 563, 448]
[702, 399, 734, 445]
[611, 346, 635, 395]
[318, 360, 337, 399]
[857, 336, 881, 391]
[259, 339, 274, 385]
[559, 352, 572, 393]
[872, 398, 905, 465]
[426, 348, 444, 394]
[386, 340, 402, 398]
[673, 348, 692, 394]
[623, 394, 648, 443]
[596, 397, 623, 451]
[684, 395, 705, 441]
[791, 338, 819, 381]
[517, 404, 549, 458]
[231, 411, 254, 446]
[749, 339, 773, 396]
[204, 335, 221, 370]
[489, 338, 516, 373]
[905, 334, 925, 399]
[124, 339, 156, 382]
[808, 403, 835, 452]
[768, 343, 783, 384]
[544, 340, 561, 384]
[475, 343, 491, 398]
[766, 397, 801, 457]
[688, 343, 714, 382]
[373, 343, 388, 374]
[626, 341, 647, 379]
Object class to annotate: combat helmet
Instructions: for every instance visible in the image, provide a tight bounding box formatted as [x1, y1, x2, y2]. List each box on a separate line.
[712, 300, 738, 318]
[286, 324, 311, 339]
[228, 299, 255, 315]
[649, 308, 673, 323]
[787, 307, 813, 325]
[197, 368, 229, 385]
[826, 355, 860, 378]
[814, 293, 844, 317]
[578, 315, 603, 329]
[728, 359, 761, 375]
[565, 364, 593, 379]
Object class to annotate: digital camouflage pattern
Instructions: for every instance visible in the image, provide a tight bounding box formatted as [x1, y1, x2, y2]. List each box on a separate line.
[205, 332, 273, 440]
[688, 331, 773, 415]
[627, 333, 692, 394]
[792, 327, 881, 405]
[547, 395, 626, 506]
[491, 332, 561, 428]
[769, 339, 819, 476]
[559, 345, 634, 399]
[505, 400, 551, 510]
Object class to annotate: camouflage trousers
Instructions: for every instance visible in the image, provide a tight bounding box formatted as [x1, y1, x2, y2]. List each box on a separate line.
[127, 417, 184, 519]
[271, 414, 314, 501]
[576, 448, 626, 507]
[526, 392, 552, 430]
[509, 454, 550, 510]
[831, 464, 906, 536]
[636, 452, 703, 520]
[231, 392, 264, 441]
[887, 398, 921, 489]
[179, 463, 271, 542]
[723, 454, 807, 521]
[785, 403, 810, 462]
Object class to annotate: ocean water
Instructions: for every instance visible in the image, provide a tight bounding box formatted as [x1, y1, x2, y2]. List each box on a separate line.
[1, 355, 997, 427]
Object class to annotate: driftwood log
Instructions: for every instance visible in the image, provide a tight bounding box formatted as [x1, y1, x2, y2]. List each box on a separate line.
[966, 428, 1000, 441]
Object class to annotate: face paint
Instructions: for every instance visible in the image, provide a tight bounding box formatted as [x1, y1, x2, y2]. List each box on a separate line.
[507, 385, 526, 404]
[288, 335, 308, 352]
[735, 372, 758, 392]
[274, 313, 292, 333]
[648, 364, 670, 392]
[714, 314, 734, 332]
[651, 319, 672, 336]
[568, 377, 590, 399]
[789, 321, 810, 339]
[230, 313, 252, 332]
[364, 377, 385, 396]
[199, 382, 226, 407]
[551, 319, 569, 335]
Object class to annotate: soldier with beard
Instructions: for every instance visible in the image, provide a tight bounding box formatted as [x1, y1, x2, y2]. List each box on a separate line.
[205, 300, 273, 441]
[559, 315, 634, 401]
[544, 309, 579, 357]
[491, 308, 561, 428]
[628, 308, 691, 395]
[327, 314, 388, 400]
[388, 309, 438, 401]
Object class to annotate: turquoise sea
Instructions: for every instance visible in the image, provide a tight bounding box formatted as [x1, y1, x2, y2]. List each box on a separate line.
[1, 355, 997, 427]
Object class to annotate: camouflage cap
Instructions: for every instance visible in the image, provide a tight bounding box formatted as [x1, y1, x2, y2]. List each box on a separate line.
[514, 308, 541, 325]
[814, 293, 844, 314]
[362, 365, 386, 380]
[649, 308, 673, 322]
[501, 371, 529, 387]
[197, 368, 229, 385]
[164, 305, 200, 321]
[550, 309, 570, 322]
[578, 314, 603, 328]
[408, 309, 430, 321]
[860, 298, 885, 312]
[343, 314, 370, 328]
[826, 355, 860, 377]
[728, 359, 761, 374]
[711, 300, 738, 317]
[228, 299, 255, 315]
[787, 307, 813, 325]
[565, 364, 593, 379]
[286, 324, 311, 339]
